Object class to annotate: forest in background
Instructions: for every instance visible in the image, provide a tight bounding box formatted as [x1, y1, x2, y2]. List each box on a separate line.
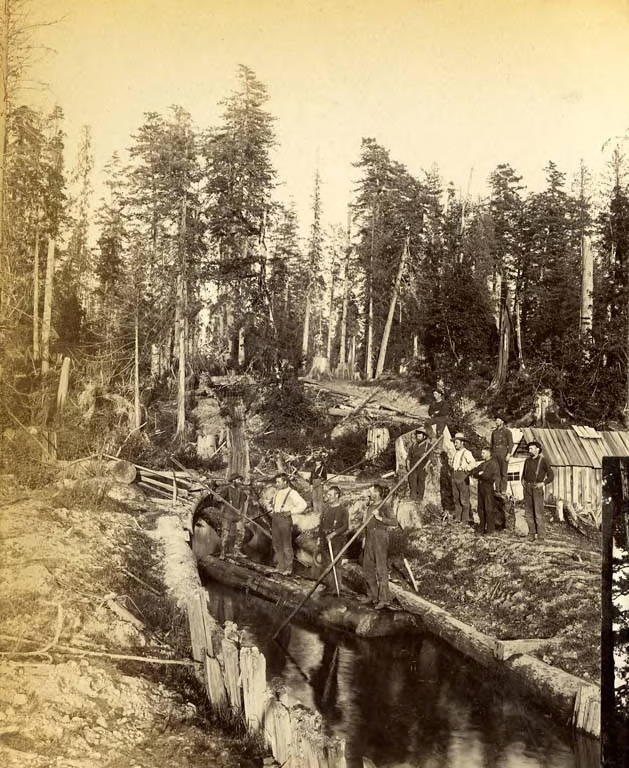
[2, 0, 629, 480]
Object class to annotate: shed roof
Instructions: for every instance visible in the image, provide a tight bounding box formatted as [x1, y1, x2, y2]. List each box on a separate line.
[518, 427, 629, 469]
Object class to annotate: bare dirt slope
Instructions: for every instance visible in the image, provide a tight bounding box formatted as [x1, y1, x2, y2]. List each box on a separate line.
[0, 482, 261, 768]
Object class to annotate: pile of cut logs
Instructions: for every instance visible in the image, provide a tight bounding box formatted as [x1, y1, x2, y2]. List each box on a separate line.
[107, 455, 204, 502]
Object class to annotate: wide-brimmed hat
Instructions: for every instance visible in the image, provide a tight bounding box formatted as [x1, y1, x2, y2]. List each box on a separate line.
[528, 440, 543, 451]
[454, 432, 465, 441]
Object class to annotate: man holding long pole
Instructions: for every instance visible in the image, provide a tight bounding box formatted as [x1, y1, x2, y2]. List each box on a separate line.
[318, 485, 348, 595]
[272, 434, 443, 639]
[361, 483, 397, 609]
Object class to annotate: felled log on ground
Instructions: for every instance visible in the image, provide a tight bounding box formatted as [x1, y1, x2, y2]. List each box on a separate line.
[198, 555, 421, 637]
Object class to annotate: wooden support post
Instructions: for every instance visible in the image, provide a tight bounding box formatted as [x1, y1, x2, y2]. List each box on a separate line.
[265, 696, 293, 765]
[240, 645, 267, 733]
[221, 622, 242, 712]
[172, 472, 178, 504]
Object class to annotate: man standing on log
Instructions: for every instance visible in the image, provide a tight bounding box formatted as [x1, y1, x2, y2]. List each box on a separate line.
[469, 446, 500, 535]
[219, 473, 247, 560]
[309, 449, 328, 515]
[319, 485, 349, 594]
[406, 428, 429, 502]
[271, 472, 308, 575]
[427, 389, 449, 437]
[361, 484, 397, 610]
[450, 433, 476, 525]
[490, 415, 513, 494]
[522, 441, 554, 542]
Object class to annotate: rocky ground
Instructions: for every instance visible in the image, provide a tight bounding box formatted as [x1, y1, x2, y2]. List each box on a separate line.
[0, 478, 264, 768]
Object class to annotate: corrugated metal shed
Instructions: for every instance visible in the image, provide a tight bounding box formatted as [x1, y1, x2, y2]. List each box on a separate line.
[518, 427, 629, 469]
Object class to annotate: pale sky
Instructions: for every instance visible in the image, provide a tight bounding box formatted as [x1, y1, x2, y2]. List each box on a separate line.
[26, 0, 629, 236]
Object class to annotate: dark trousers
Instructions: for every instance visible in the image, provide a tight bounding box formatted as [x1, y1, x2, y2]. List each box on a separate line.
[408, 467, 426, 501]
[523, 484, 546, 538]
[321, 535, 345, 591]
[312, 480, 324, 515]
[493, 447, 510, 493]
[477, 483, 495, 533]
[363, 528, 390, 603]
[272, 514, 293, 572]
[451, 472, 471, 522]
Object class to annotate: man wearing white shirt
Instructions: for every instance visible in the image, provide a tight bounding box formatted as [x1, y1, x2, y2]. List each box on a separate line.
[450, 432, 476, 524]
[271, 473, 308, 575]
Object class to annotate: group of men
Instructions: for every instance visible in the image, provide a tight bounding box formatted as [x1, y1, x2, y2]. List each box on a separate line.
[208, 410, 555, 614]
[405, 412, 554, 540]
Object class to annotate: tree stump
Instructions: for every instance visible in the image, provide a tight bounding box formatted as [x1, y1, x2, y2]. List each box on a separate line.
[366, 426, 389, 459]
[307, 355, 333, 380]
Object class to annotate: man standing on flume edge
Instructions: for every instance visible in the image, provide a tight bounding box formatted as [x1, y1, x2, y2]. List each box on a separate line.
[271, 473, 308, 575]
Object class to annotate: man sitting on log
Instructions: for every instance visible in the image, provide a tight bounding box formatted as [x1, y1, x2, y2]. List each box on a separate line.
[319, 485, 349, 594]
[469, 445, 500, 535]
[270, 472, 308, 575]
[361, 484, 397, 610]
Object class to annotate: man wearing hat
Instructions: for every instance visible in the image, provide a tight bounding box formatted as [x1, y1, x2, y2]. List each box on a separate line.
[406, 428, 429, 502]
[522, 441, 554, 541]
[490, 416, 513, 493]
[219, 473, 248, 559]
[469, 445, 501, 534]
[309, 449, 329, 516]
[450, 432, 476, 524]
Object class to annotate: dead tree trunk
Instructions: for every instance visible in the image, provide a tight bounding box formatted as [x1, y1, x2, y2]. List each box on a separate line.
[336, 245, 351, 379]
[32, 230, 40, 360]
[326, 268, 337, 361]
[41, 238, 55, 376]
[226, 397, 250, 481]
[175, 275, 187, 439]
[238, 326, 246, 367]
[301, 292, 311, 362]
[134, 308, 141, 430]
[488, 285, 512, 393]
[365, 290, 374, 380]
[375, 235, 409, 378]
[580, 234, 594, 339]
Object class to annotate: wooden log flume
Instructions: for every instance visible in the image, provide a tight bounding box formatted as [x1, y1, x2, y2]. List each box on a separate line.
[185, 586, 348, 768]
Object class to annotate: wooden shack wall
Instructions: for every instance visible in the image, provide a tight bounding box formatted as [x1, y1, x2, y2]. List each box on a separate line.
[550, 465, 601, 511]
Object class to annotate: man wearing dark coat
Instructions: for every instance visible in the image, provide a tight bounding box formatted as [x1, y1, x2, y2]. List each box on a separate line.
[309, 450, 328, 515]
[362, 484, 397, 610]
[319, 485, 349, 593]
[522, 441, 554, 542]
[427, 390, 449, 436]
[490, 416, 514, 493]
[406, 428, 429, 501]
[469, 446, 501, 534]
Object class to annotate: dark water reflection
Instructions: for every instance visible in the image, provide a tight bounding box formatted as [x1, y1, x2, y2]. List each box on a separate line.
[204, 581, 600, 768]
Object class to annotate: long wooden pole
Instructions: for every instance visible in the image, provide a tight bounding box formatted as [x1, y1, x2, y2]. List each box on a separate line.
[271, 434, 443, 639]
[170, 456, 272, 540]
